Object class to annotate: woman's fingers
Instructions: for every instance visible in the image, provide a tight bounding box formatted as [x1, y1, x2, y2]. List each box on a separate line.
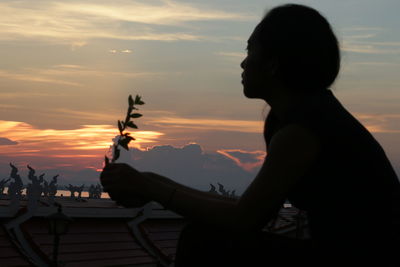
[100, 163, 149, 208]
[100, 168, 124, 187]
[101, 163, 137, 182]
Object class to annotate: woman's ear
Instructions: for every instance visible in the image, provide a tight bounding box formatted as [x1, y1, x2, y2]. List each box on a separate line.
[270, 57, 280, 76]
[263, 59, 279, 77]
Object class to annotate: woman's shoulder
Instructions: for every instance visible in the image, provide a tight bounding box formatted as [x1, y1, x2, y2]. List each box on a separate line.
[271, 123, 320, 146]
[264, 108, 323, 149]
[264, 90, 353, 145]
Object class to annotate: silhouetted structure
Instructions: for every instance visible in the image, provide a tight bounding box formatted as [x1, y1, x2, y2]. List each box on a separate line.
[77, 184, 84, 198]
[208, 183, 237, 198]
[48, 175, 58, 197]
[88, 184, 102, 199]
[208, 183, 217, 194]
[94, 184, 103, 198]
[0, 178, 10, 196]
[88, 184, 95, 198]
[26, 165, 43, 197]
[66, 184, 76, 198]
[66, 184, 85, 199]
[7, 163, 23, 201]
[4, 164, 62, 208]
[43, 181, 49, 197]
[26, 165, 45, 210]
[42, 175, 59, 200]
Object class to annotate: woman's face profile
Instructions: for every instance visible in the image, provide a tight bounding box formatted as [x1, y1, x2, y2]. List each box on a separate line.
[241, 25, 275, 100]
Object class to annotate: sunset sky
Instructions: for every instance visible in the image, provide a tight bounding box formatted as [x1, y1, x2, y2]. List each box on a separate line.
[0, 0, 399, 192]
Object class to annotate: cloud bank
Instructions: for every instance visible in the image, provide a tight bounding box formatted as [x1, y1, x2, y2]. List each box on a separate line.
[341, 27, 400, 54]
[117, 143, 262, 194]
[0, 0, 254, 44]
[0, 143, 263, 194]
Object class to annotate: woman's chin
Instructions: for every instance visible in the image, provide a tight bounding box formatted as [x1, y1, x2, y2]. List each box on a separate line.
[243, 85, 260, 99]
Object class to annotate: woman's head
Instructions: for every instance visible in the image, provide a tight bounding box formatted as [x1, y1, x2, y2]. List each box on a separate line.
[241, 4, 340, 99]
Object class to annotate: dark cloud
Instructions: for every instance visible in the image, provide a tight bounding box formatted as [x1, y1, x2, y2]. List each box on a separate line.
[1, 142, 398, 196]
[117, 143, 259, 194]
[0, 143, 259, 194]
[0, 137, 18, 145]
[0, 143, 257, 194]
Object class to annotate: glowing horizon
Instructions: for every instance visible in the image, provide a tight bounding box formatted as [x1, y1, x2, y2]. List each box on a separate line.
[0, 0, 399, 183]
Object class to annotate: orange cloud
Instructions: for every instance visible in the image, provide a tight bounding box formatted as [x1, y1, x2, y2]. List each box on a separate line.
[0, 120, 164, 169]
[217, 149, 266, 172]
[353, 113, 400, 133]
[149, 116, 264, 133]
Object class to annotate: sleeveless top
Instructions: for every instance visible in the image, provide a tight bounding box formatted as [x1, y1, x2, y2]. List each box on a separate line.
[264, 89, 400, 258]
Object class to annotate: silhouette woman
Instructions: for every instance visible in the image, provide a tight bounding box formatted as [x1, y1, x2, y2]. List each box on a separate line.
[100, 4, 400, 266]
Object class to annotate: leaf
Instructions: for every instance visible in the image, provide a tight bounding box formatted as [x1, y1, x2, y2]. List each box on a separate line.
[130, 113, 142, 118]
[119, 140, 129, 151]
[128, 95, 134, 107]
[134, 95, 141, 103]
[126, 121, 138, 129]
[104, 156, 110, 166]
[134, 95, 145, 105]
[126, 135, 135, 142]
[118, 120, 124, 134]
[125, 134, 136, 141]
[119, 136, 134, 151]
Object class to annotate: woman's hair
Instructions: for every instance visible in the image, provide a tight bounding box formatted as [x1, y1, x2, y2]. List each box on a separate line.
[256, 4, 340, 92]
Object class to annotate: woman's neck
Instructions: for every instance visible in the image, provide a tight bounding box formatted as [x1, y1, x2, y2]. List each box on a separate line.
[265, 88, 325, 121]
[265, 91, 301, 121]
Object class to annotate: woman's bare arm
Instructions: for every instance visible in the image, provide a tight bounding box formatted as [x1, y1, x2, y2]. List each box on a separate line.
[143, 172, 240, 229]
[144, 172, 238, 203]
[234, 123, 320, 231]
[147, 123, 320, 232]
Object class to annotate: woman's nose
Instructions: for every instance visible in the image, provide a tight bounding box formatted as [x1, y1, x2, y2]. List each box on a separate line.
[240, 57, 247, 69]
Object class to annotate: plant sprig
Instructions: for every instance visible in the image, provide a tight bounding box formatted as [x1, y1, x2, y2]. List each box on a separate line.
[105, 94, 145, 165]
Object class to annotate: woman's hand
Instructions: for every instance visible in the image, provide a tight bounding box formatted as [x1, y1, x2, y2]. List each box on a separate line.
[100, 163, 151, 208]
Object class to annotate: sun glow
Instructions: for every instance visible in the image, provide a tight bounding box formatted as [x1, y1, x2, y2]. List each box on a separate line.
[0, 120, 164, 158]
